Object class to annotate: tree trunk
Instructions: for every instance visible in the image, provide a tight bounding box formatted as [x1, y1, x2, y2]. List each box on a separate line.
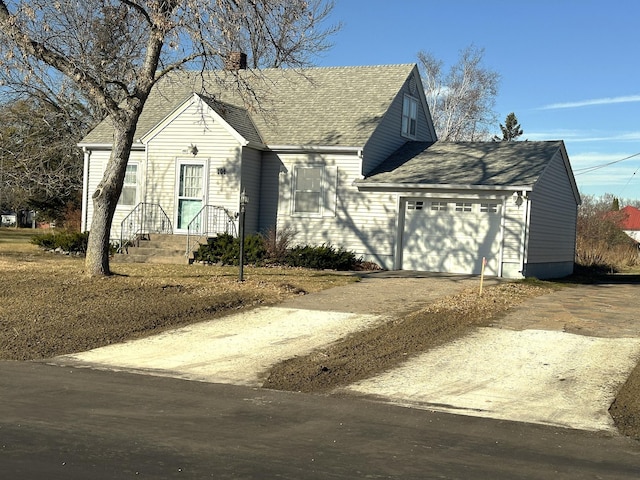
[84, 118, 138, 276]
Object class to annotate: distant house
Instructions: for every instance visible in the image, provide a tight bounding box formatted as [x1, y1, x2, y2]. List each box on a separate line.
[1, 212, 17, 227]
[619, 205, 640, 242]
[79, 63, 581, 279]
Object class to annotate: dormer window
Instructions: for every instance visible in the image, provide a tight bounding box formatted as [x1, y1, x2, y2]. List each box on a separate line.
[402, 95, 418, 138]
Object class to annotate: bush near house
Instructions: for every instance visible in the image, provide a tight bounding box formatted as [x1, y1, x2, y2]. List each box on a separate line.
[193, 232, 363, 271]
[193, 233, 266, 266]
[285, 244, 361, 271]
[31, 231, 89, 254]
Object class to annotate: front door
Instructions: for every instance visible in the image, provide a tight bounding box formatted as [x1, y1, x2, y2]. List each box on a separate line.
[176, 160, 206, 232]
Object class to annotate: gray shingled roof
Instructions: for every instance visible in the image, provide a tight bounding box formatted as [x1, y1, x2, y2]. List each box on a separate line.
[200, 96, 263, 145]
[80, 64, 417, 147]
[357, 141, 565, 188]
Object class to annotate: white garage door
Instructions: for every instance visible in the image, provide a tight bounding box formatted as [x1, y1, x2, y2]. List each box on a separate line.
[402, 199, 502, 275]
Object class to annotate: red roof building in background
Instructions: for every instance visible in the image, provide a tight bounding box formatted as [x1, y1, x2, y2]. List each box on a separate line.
[620, 206, 640, 230]
[619, 205, 640, 242]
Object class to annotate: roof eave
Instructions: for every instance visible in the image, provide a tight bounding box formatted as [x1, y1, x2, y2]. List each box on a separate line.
[354, 182, 534, 192]
[78, 142, 146, 151]
[267, 145, 364, 155]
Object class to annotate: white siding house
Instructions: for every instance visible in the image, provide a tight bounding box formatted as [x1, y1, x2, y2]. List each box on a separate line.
[79, 63, 580, 279]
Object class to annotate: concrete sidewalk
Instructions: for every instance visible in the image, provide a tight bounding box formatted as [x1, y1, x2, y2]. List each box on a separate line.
[53, 274, 640, 433]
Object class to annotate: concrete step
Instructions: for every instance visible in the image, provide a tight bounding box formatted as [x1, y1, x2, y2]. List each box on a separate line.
[135, 234, 189, 249]
[114, 234, 195, 265]
[112, 253, 190, 265]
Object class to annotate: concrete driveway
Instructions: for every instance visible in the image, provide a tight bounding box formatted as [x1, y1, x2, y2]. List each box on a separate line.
[53, 273, 640, 433]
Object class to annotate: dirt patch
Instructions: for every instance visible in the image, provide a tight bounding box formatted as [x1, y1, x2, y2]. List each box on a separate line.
[263, 282, 553, 393]
[610, 361, 640, 438]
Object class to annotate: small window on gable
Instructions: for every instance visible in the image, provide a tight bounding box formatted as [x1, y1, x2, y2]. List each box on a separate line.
[407, 200, 424, 210]
[402, 95, 418, 138]
[456, 202, 472, 212]
[118, 163, 138, 206]
[431, 201, 448, 211]
[480, 203, 499, 213]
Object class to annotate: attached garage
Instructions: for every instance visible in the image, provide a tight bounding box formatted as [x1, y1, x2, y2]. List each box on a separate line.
[356, 141, 581, 279]
[401, 198, 503, 275]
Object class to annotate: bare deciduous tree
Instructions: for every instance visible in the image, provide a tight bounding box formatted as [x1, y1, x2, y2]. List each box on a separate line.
[418, 45, 500, 141]
[576, 193, 640, 270]
[0, 0, 338, 276]
[0, 99, 83, 219]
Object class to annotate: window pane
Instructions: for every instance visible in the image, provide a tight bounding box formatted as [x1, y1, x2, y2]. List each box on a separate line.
[293, 167, 323, 214]
[124, 166, 137, 184]
[403, 98, 411, 116]
[178, 199, 203, 229]
[402, 116, 409, 135]
[118, 164, 137, 206]
[295, 192, 320, 213]
[120, 186, 136, 206]
[297, 168, 322, 190]
[402, 96, 418, 138]
[180, 164, 203, 198]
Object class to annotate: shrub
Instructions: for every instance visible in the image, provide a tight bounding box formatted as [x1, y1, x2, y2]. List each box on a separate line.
[31, 231, 89, 253]
[193, 233, 266, 265]
[194, 233, 363, 271]
[261, 226, 298, 263]
[285, 244, 361, 271]
[576, 194, 640, 272]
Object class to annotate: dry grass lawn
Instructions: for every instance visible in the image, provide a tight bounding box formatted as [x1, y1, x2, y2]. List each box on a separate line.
[0, 229, 355, 360]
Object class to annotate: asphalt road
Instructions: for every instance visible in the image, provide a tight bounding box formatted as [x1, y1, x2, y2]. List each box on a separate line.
[2, 361, 639, 479]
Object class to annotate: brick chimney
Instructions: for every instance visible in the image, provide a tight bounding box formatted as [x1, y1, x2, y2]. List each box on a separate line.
[224, 51, 247, 71]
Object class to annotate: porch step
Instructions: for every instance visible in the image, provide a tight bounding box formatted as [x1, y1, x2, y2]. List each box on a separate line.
[113, 234, 199, 265]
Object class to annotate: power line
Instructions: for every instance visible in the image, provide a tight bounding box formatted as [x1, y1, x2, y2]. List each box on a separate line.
[618, 164, 640, 198]
[573, 152, 640, 175]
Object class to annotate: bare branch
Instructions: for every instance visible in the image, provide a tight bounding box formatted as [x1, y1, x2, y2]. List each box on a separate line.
[418, 45, 500, 141]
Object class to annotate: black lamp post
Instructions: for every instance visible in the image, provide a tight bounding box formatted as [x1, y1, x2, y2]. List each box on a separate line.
[238, 189, 248, 282]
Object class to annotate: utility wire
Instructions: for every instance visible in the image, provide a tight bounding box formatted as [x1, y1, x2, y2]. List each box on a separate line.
[618, 164, 640, 198]
[573, 151, 640, 175]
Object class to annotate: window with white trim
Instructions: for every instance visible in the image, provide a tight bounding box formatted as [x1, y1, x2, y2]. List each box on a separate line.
[480, 203, 499, 213]
[292, 166, 337, 216]
[431, 201, 448, 211]
[407, 200, 424, 210]
[401, 95, 418, 138]
[118, 163, 138, 206]
[456, 202, 472, 212]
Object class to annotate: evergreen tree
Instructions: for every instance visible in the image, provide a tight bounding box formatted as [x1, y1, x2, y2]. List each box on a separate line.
[612, 197, 620, 210]
[493, 112, 524, 141]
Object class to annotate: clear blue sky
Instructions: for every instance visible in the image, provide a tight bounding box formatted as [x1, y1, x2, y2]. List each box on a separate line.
[317, 0, 640, 202]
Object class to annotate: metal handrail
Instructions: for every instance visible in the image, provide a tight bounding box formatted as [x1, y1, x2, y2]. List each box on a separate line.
[119, 203, 173, 252]
[186, 205, 238, 256]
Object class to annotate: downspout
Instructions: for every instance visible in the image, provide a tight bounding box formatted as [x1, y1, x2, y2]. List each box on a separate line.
[81, 147, 91, 232]
[395, 196, 406, 270]
[143, 142, 149, 206]
[520, 194, 532, 277]
[498, 197, 506, 277]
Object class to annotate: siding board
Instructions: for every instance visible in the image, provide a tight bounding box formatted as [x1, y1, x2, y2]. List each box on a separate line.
[526, 150, 578, 276]
[144, 98, 243, 230]
[363, 70, 436, 175]
[275, 151, 398, 268]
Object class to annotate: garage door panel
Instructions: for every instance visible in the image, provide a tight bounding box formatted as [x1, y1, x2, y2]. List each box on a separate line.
[402, 199, 502, 275]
